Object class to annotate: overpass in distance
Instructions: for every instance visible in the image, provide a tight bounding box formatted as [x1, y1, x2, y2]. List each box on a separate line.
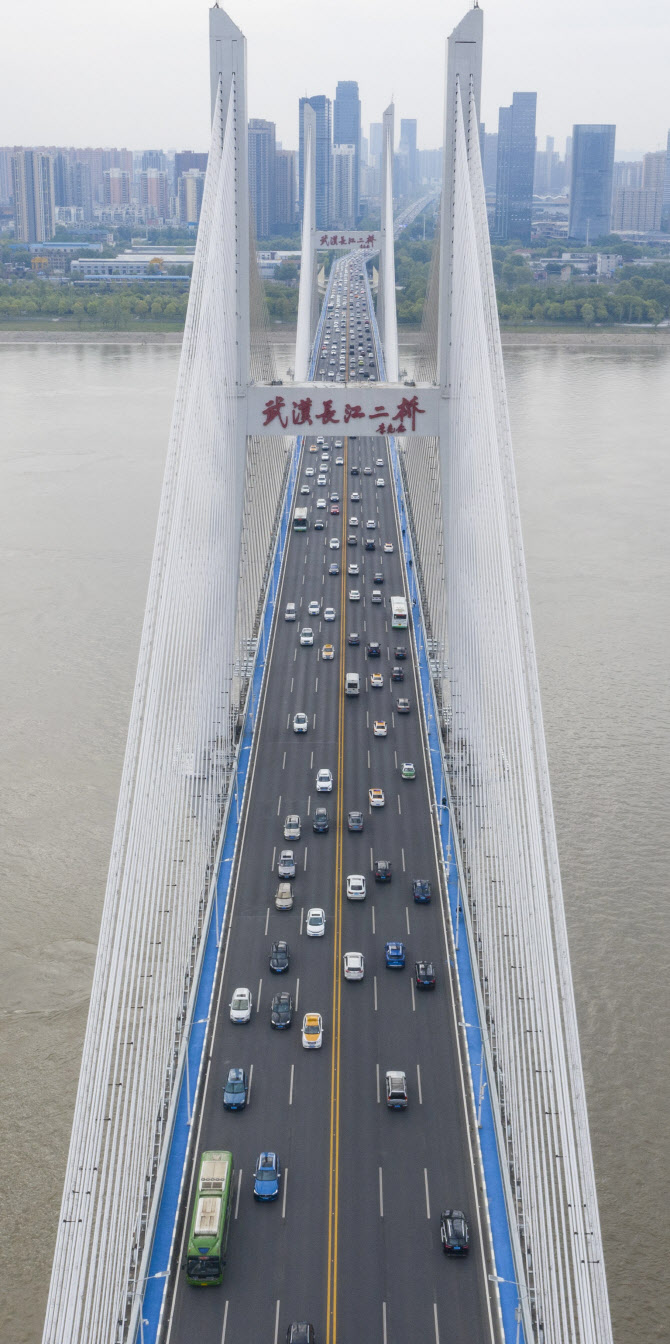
[42, 7, 615, 1344]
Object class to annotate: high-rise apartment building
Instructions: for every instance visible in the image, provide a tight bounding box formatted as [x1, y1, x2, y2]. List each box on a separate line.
[611, 188, 659, 233]
[493, 92, 537, 243]
[0, 148, 13, 205]
[663, 131, 670, 230]
[12, 149, 55, 242]
[299, 95, 332, 228]
[331, 144, 357, 227]
[274, 149, 296, 232]
[174, 150, 208, 194]
[69, 161, 93, 220]
[139, 168, 170, 219]
[141, 150, 166, 172]
[103, 167, 131, 206]
[248, 118, 276, 239]
[568, 125, 616, 241]
[613, 161, 642, 190]
[333, 82, 360, 221]
[642, 150, 665, 229]
[178, 170, 205, 225]
[399, 119, 418, 194]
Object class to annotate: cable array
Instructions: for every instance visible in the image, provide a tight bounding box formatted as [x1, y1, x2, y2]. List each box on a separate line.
[42, 78, 291, 1344]
[399, 81, 613, 1344]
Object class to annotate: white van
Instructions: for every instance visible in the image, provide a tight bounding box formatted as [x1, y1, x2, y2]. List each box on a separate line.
[285, 602, 296, 622]
[345, 672, 360, 696]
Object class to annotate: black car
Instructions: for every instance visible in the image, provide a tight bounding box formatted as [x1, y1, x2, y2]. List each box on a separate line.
[286, 1325, 315, 1344]
[350, 465, 359, 475]
[348, 631, 360, 646]
[374, 859, 392, 882]
[313, 807, 329, 833]
[269, 940, 290, 973]
[412, 879, 432, 904]
[367, 642, 381, 658]
[364, 538, 376, 551]
[415, 960, 436, 990]
[328, 562, 340, 575]
[394, 645, 407, 659]
[314, 519, 324, 530]
[391, 665, 404, 681]
[373, 571, 384, 583]
[271, 991, 293, 1029]
[348, 810, 364, 831]
[440, 1208, 469, 1255]
[222, 1066, 248, 1110]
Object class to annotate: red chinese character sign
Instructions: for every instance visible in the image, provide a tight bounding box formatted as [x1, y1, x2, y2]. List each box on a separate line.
[248, 385, 439, 437]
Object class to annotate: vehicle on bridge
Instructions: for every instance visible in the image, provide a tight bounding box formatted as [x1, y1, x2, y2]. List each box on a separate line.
[293, 508, 308, 530]
[440, 1208, 470, 1255]
[390, 595, 408, 629]
[385, 1070, 408, 1109]
[185, 1150, 234, 1285]
[222, 1069, 248, 1111]
[253, 1151, 281, 1201]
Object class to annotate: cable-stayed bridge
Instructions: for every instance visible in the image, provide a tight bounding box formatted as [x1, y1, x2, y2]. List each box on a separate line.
[43, 7, 613, 1344]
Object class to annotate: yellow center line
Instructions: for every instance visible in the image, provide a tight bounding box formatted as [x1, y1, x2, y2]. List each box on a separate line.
[326, 259, 350, 1344]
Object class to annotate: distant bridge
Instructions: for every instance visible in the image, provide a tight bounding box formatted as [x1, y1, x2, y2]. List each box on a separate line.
[43, 8, 613, 1344]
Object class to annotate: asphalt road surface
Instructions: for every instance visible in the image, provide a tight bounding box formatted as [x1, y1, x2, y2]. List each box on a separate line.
[162, 257, 497, 1344]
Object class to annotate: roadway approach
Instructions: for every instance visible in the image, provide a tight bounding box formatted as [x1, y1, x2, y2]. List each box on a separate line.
[162, 255, 497, 1344]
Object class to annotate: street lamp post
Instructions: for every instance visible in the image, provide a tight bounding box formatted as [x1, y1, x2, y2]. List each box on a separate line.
[460, 1019, 487, 1127]
[488, 1273, 533, 1344]
[129, 1270, 167, 1344]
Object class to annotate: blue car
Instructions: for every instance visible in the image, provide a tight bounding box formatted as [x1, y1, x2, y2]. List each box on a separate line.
[385, 941, 406, 969]
[253, 1151, 281, 1201]
[222, 1066, 248, 1111]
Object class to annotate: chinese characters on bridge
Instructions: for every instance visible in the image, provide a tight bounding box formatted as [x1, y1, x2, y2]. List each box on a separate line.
[316, 233, 378, 249]
[261, 395, 426, 436]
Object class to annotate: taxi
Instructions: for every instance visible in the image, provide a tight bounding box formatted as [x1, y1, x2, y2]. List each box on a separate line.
[370, 672, 384, 688]
[373, 721, 388, 737]
[322, 644, 335, 660]
[301, 1013, 323, 1049]
[369, 787, 385, 807]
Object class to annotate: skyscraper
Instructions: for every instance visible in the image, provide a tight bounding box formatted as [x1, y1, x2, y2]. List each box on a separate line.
[568, 125, 616, 241]
[334, 82, 361, 220]
[69, 161, 93, 220]
[331, 144, 357, 227]
[248, 118, 276, 239]
[12, 149, 55, 243]
[642, 150, 665, 229]
[399, 119, 418, 193]
[493, 92, 537, 243]
[663, 131, 670, 230]
[0, 148, 13, 206]
[139, 168, 170, 220]
[174, 150, 208, 194]
[369, 123, 383, 163]
[104, 167, 131, 207]
[178, 170, 205, 226]
[274, 149, 296, 232]
[299, 95, 332, 228]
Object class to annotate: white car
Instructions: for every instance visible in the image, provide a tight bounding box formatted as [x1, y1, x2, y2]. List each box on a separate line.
[348, 517, 359, 527]
[366, 519, 376, 529]
[376, 478, 385, 487]
[302, 1012, 323, 1048]
[375, 458, 384, 467]
[316, 497, 327, 508]
[322, 644, 335, 660]
[300, 627, 314, 646]
[324, 607, 336, 621]
[383, 542, 394, 554]
[334, 439, 343, 448]
[301, 484, 310, 495]
[316, 768, 333, 792]
[346, 874, 366, 900]
[305, 907, 326, 937]
[343, 951, 365, 981]
[308, 600, 321, 616]
[293, 712, 308, 733]
[329, 537, 340, 550]
[373, 720, 388, 737]
[229, 987, 252, 1023]
[351, 491, 360, 502]
[349, 589, 361, 602]
[369, 787, 385, 807]
[348, 563, 359, 576]
[336, 456, 344, 465]
[305, 466, 315, 476]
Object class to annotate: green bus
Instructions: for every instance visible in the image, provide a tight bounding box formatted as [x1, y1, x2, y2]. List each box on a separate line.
[186, 1150, 234, 1286]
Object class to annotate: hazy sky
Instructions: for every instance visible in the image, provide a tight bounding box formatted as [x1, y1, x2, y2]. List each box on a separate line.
[1, 0, 668, 157]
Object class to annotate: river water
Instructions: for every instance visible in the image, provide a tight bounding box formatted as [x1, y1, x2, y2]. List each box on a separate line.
[0, 336, 667, 1344]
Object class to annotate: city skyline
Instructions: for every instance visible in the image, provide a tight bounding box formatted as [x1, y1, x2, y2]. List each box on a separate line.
[1, 0, 668, 157]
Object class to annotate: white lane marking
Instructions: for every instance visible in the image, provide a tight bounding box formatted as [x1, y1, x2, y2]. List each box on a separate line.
[394, 750, 397, 769]
[295, 977, 300, 1012]
[234, 1168, 242, 1219]
[282, 1168, 288, 1220]
[277, 795, 282, 816]
[274, 1300, 281, 1344]
[374, 975, 378, 1012]
[401, 847, 406, 872]
[424, 1168, 431, 1220]
[417, 1062, 423, 1105]
[367, 749, 371, 768]
[247, 1064, 253, 1105]
[289, 1063, 294, 1106]
[391, 711, 395, 728]
[397, 793, 402, 815]
[378, 1166, 384, 1217]
[299, 907, 304, 936]
[313, 712, 316, 728]
[264, 907, 270, 937]
[286, 713, 290, 730]
[376, 1061, 380, 1103]
[315, 676, 318, 693]
[290, 677, 294, 692]
[220, 1299, 229, 1344]
[310, 750, 314, 768]
[371, 905, 376, 935]
[256, 979, 262, 1013]
[369, 845, 374, 871]
[307, 794, 311, 815]
[433, 1303, 440, 1344]
[271, 846, 276, 873]
[303, 847, 308, 872]
[405, 906, 411, 936]
[293, 648, 297, 661]
[382, 1302, 388, 1344]
[410, 976, 416, 1012]
[366, 710, 369, 728]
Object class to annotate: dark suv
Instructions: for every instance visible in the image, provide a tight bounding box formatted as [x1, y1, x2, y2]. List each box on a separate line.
[412, 879, 432, 904]
[374, 859, 392, 882]
[313, 807, 329, 833]
[415, 960, 436, 990]
[440, 1209, 469, 1255]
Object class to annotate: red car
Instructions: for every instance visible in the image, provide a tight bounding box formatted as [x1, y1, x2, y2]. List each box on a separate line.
[330, 504, 340, 515]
